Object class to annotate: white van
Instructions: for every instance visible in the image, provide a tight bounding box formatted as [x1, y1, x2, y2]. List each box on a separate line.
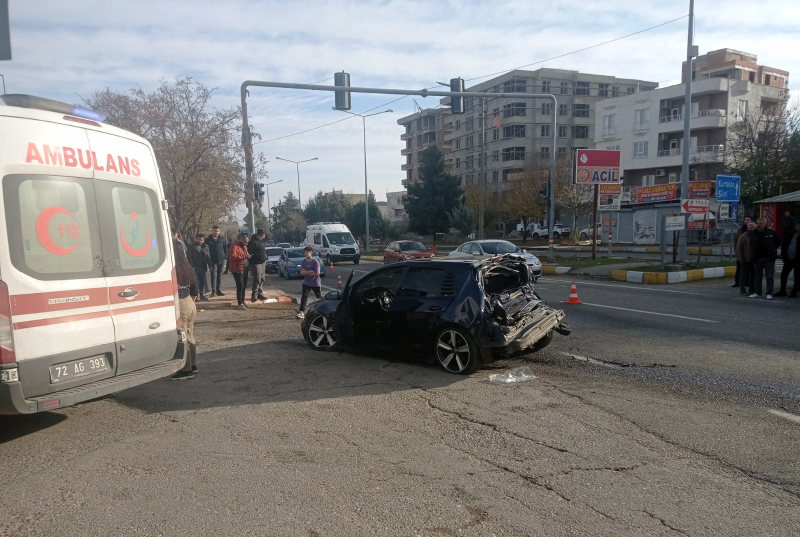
[0, 95, 186, 414]
[304, 223, 360, 265]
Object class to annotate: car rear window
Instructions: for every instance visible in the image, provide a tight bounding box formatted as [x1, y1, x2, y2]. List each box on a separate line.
[398, 267, 455, 298]
[266, 248, 283, 256]
[3, 175, 102, 280]
[480, 242, 518, 254]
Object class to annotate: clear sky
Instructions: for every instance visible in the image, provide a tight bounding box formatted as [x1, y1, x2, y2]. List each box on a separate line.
[3, 0, 798, 220]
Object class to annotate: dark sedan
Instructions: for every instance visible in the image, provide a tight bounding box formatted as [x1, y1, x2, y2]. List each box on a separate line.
[300, 255, 570, 374]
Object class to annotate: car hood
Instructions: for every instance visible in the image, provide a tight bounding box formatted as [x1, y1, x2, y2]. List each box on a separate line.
[401, 250, 433, 257]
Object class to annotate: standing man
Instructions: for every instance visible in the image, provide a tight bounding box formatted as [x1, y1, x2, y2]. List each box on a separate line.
[776, 221, 800, 298]
[187, 234, 211, 301]
[205, 225, 228, 297]
[731, 216, 752, 288]
[736, 221, 756, 296]
[782, 210, 796, 240]
[296, 247, 322, 319]
[749, 218, 780, 300]
[247, 229, 268, 302]
[173, 230, 187, 255]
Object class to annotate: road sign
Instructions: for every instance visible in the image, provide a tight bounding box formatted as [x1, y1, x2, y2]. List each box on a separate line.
[598, 184, 622, 211]
[574, 149, 621, 184]
[665, 215, 685, 231]
[719, 203, 729, 220]
[716, 174, 741, 202]
[681, 198, 709, 214]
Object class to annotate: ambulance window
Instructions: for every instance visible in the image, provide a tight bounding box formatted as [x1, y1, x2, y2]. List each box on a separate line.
[2, 175, 102, 280]
[96, 182, 165, 275]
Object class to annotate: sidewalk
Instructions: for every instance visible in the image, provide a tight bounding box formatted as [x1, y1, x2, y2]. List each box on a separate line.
[197, 273, 295, 309]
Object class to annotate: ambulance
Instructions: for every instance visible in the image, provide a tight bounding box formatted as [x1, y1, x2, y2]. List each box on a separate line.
[0, 95, 186, 414]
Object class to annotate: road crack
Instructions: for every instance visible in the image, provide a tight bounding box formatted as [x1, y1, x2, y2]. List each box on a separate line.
[643, 509, 690, 536]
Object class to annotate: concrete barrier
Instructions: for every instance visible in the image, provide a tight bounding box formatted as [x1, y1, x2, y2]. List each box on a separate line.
[610, 265, 734, 285]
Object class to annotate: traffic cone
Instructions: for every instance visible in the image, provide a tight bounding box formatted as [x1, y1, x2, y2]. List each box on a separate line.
[329, 260, 335, 271]
[564, 281, 582, 305]
[337, 275, 343, 288]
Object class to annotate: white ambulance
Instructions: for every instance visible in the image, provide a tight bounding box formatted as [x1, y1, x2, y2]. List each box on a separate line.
[0, 95, 186, 414]
[304, 223, 360, 265]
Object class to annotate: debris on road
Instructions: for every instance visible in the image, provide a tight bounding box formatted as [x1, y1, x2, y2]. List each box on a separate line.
[489, 366, 537, 383]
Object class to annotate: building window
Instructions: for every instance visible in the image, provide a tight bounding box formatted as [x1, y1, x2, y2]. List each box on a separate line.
[540, 147, 551, 160]
[668, 173, 677, 184]
[466, 116, 474, 131]
[406, 169, 412, 182]
[627, 87, 635, 94]
[558, 125, 569, 138]
[502, 147, 526, 161]
[541, 102, 552, 115]
[749, 71, 755, 82]
[633, 108, 649, 131]
[455, 157, 460, 169]
[737, 99, 748, 119]
[465, 97, 473, 111]
[573, 125, 588, 139]
[540, 124, 551, 137]
[503, 77, 526, 93]
[606, 145, 620, 151]
[491, 149, 499, 162]
[558, 104, 569, 116]
[492, 129, 499, 141]
[492, 170, 499, 183]
[602, 114, 616, 135]
[541, 80, 551, 93]
[633, 141, 649, 158]
[560, 81, 569, 95]
[503, 125, 526, 138]
[456, 119, 461, 131]
[574, 104, 590, 118]
[557, 147, 568, 159]
[455, 138, 461, 150]
[765, 74, 771, 85]
[575, 81, 590, 96]
[466, 174, 473, 186]
[466, 136, 474, 149]
[642, 174, 655, 186]
[465, 155, 474, 170]
[503, 102, 526, 118]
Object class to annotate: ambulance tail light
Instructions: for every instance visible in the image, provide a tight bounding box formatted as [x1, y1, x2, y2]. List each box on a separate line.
[0, 281, 16, 365]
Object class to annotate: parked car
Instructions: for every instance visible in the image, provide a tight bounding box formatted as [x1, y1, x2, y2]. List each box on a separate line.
[300, 256, 570, 374]
[579, 223, 602, 240]
[383, 240, 434, 264]
[277, 248, 327, 280]
[265, 247, 283, 273]
[275, 242, 292, 249]
[448, 240, 542, 280]
[527, 223, 571, 239]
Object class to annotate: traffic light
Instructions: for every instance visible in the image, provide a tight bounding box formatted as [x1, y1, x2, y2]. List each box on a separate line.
[333, 71, 351, 111]
[539, 182, 549, 198]
[254, 182, 265, 206]
[450, 78, 465, 114]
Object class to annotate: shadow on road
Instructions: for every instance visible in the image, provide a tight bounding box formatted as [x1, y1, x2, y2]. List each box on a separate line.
[0, 412, 67, 444]
[114, 340, 460, 414]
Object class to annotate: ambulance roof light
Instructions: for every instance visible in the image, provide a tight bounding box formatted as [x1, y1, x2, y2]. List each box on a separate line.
[0, 94, 107, 122]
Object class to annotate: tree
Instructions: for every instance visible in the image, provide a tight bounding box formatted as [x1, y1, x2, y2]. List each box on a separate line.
[405, 146, 463, 240]
[303, 190, 350, 224]
[345, 191, 385, 244]
[505, 170, 547, 241]
[270, 192, 306, 243]
[244, 205, 270, 235]
[448, 204, 474, 236]
[463, 186, 505, 233]
[83, 77, 252, 237]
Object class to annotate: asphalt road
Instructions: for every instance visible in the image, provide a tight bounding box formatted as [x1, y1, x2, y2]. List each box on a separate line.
[1, 261, 798, 536]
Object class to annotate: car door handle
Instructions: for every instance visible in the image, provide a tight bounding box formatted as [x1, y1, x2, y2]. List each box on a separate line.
[117, 287, 139, 299]
[427, 306, 443, 312]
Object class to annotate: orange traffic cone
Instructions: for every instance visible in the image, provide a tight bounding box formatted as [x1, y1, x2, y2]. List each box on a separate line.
[337, 275, 343, 288]
[564, 281, 582, 305]
[329, 260, 335, 271]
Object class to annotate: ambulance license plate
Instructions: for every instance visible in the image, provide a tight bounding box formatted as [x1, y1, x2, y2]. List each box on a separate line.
[50, 356, 110, 383]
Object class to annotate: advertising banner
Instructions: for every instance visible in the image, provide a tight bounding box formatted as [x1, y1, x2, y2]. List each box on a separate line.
[636, 184, 677, 203]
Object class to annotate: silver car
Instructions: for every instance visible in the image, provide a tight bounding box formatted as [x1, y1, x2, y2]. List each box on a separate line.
[449, 240, 543, 280]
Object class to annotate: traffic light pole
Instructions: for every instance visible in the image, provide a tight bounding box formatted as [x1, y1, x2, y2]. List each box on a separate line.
[241, 79, 558, 262]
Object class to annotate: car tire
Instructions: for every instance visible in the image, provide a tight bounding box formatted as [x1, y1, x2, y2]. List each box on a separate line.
[530, 330, 554, 352]
[353, 257, 360, 265]
[303, 313, 339, 351]
[553, 231, 560, 239]
[580, 232, 587, 240]
[532, 233, 540, 239]
[434, 326, 481, 375]
[326, 254, 332, 267]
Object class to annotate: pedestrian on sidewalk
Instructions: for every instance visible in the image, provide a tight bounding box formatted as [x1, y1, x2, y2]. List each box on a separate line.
[782, 210, 796, 240]
[228, 233, 251, 310]
[247, 228, 268, 302]
[187, 234, 211, 301]
[296, 246, 322, 319]
[749, 218, 780, 300]
[732, 216, 753, 288]
[206, 226, 228, 297]
[171, 238, 199, 380]
[776, 221, 800, 298]
[736, 221, 756, 296]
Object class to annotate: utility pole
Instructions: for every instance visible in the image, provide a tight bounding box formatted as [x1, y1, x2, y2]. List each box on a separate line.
[479, 97, 486, 240]
[679, 0, 696, 262]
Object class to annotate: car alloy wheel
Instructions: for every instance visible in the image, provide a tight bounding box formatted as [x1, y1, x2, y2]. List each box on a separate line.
[436, 329, 475, 374]
[307, 314, 336, 349]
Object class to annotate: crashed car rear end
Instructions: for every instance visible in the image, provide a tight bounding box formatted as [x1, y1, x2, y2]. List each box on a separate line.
[476, 254, 570, 360]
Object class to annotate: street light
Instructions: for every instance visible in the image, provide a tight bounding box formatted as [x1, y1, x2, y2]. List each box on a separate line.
[263, 179, 282, 219]
[275, 156, 319, 210]
[337, 108, 393, 252]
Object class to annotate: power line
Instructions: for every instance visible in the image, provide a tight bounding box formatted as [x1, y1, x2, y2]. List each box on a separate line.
[254, 14, 688, 145]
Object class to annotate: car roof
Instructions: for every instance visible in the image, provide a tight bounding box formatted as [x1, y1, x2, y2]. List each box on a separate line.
[474, 239, 514, 244]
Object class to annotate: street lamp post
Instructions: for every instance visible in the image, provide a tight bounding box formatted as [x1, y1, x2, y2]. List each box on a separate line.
[338, 109, 393, 252]
[275, 157, 318, 210]
[263, 179, 282, 222]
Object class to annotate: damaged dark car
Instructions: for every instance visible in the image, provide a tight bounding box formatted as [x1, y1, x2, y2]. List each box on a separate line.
[300, 255, 570, 374]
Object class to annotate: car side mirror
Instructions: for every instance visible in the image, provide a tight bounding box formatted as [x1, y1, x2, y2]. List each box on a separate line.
[325, 290, 342, 300]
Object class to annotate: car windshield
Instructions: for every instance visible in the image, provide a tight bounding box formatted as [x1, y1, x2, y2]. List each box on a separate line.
[287, 249, 307, 258]
[266, 248, 283, 256]
[480, 241, 518, 254]
[327, 232, 355, 245]
[400, 242, 426, 251]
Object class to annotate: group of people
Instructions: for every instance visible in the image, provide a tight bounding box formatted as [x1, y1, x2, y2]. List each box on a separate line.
[733, 211, 798, 299]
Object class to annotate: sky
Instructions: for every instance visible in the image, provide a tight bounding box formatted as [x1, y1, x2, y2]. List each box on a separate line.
[3, 0, 799, 221]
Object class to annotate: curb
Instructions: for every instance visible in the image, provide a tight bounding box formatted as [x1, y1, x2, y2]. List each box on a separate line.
[610, 265, 735, 285]
[362, 256, 383, 262]
[541, 265, 572, 274]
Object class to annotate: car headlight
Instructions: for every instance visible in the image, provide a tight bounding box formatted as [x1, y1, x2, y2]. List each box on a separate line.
[287, 261, 297, 267]
[529, 256, 541, 266]
[403, 254, 414, 260]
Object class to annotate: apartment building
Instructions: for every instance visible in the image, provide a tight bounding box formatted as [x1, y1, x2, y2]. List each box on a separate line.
[397, 108, 452, 187]
[385, 191, 408, 226]
[683, 48, 789, 89]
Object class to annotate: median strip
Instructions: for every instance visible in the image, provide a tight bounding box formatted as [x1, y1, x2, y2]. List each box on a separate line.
[610, 266, 735, 285]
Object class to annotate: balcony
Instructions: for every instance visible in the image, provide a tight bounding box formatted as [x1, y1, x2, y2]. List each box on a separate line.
[401, 163, 413, 171]
[400, 132, 412, 140]
[657, 145, 725, 157]
[654, 145, 725, 167]
[601, 126, 617, 136]
[401, 147, 412, 156]
[658, 109, 727, 132]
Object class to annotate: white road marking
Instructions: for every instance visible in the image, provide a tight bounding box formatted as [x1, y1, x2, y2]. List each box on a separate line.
[539, 277, 707, 296]
[571, 302, 718, 323]
[767, 409, 800, 425]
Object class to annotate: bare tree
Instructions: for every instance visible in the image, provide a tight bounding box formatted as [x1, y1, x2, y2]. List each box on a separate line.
[84, 77, 256, 237]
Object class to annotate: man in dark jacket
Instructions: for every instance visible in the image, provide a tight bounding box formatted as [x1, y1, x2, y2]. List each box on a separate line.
[205, 226, 228, 296]
[782, 210, 796, 241]
[247, 229, 268, 302]
[187, 234, 211, 301]
[776, 221, 800, 298]
[731, 216, 752, 288]
[749, 218, 780, 299]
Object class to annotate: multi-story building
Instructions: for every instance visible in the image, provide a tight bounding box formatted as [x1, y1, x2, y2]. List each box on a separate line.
[683, 48, 789, 90]
[385, 191, 408, 226]
[397, 108, 452, 187]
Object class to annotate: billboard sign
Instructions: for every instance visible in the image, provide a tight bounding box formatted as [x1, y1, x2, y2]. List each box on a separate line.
[574, 149, 621, 184]
[665, 215, 685, 231]
[636, 184, 677, 203]
[689, 181, 714, 199]
[716, 174, 741, 202]
[598, 184, 622, 211]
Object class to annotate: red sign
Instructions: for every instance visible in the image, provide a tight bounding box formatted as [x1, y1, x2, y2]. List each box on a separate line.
[599, 184, 622, 196]
[575, 149, 621, 184]
[681, 199, 709, 213]
[636, 184, 677, 203]
[689, 181, 713, 199]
